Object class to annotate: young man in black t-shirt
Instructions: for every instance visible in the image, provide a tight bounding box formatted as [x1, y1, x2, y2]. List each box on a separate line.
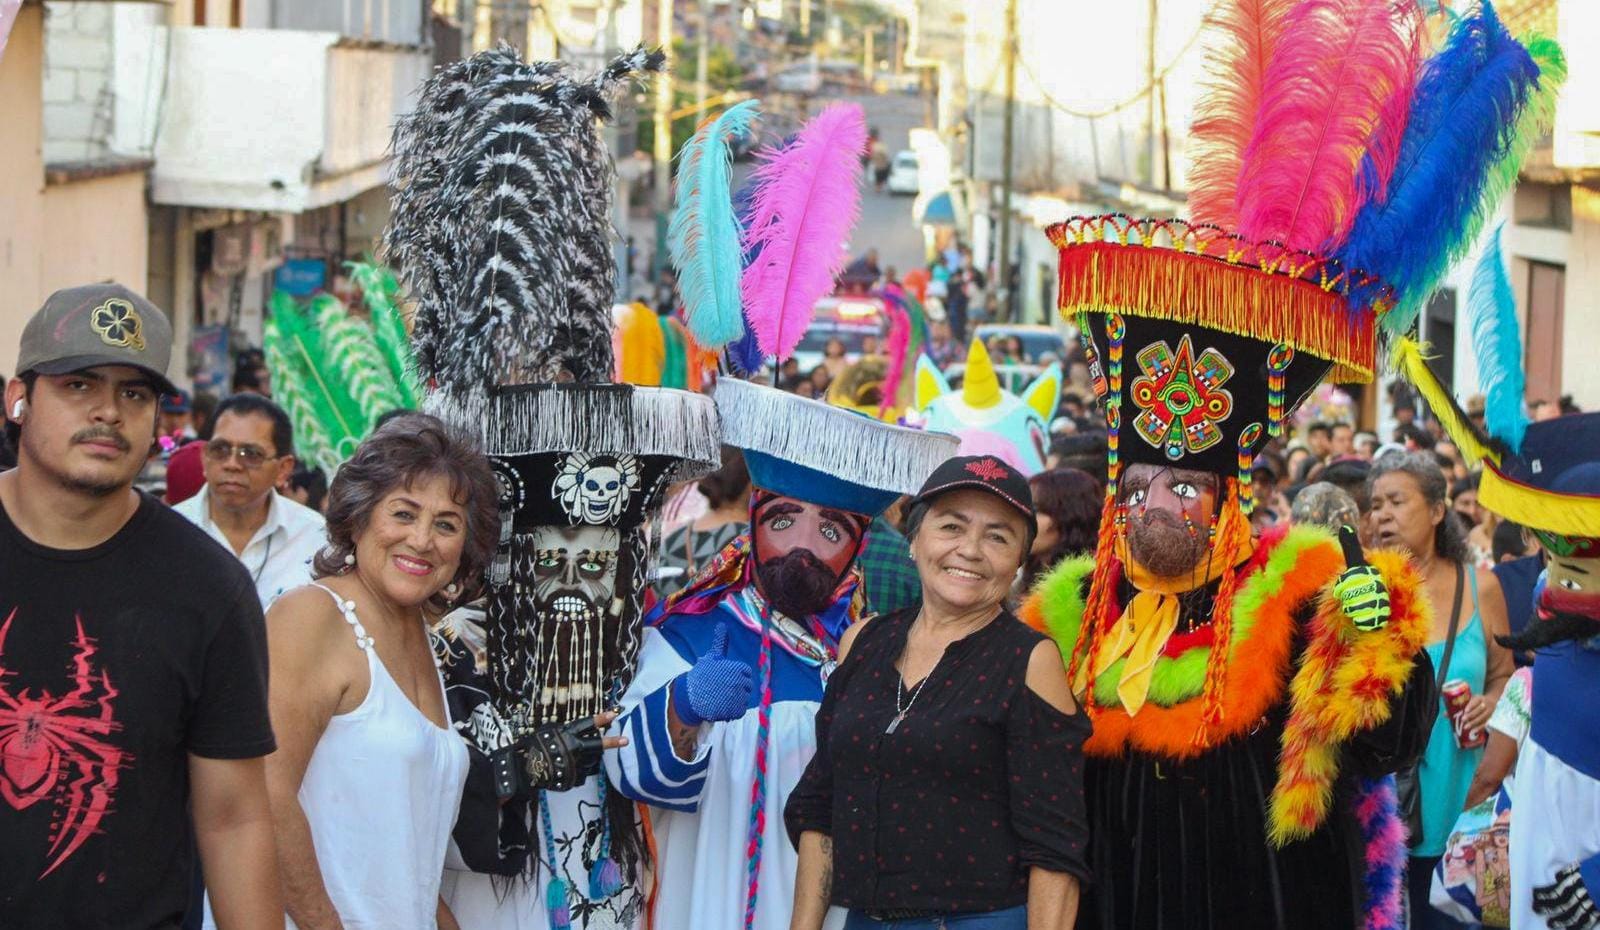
[0, 284, 282, 928]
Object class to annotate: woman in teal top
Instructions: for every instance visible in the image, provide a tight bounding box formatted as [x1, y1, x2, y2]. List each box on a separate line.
[1370, 453, 1513, 929]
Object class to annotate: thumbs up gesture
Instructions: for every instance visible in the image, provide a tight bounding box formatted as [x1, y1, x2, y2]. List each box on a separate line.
[1334, 526, 1392, 632]
[670, 623, 756, 726]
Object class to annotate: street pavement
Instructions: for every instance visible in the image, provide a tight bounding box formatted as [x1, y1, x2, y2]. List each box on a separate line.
[834, 90, 931, 279]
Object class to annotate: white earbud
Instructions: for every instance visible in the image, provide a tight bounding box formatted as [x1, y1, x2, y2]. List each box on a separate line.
[10, 399, 24, 420]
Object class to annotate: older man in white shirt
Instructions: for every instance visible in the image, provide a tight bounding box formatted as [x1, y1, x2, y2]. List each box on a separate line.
[174, 394, 325, 608]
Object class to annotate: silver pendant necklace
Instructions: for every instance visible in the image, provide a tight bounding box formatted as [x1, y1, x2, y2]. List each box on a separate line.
[887, 670, 932, 734]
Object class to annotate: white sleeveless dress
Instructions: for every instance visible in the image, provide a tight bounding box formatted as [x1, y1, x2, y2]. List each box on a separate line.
[205, 583, 470, 929]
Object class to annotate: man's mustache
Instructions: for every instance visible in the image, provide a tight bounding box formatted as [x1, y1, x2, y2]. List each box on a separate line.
[71, 427, 130, 452]
[1496, 610, 1600, 651]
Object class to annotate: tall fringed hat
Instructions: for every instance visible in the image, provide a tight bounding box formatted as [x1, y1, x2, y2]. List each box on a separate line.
[1055, 0, 1560, 510]
[385, 45, 720, 738]
[1393, 229, 1597, 619]
[716, 377, 957, 518]
[1053, 0, 1562, 744]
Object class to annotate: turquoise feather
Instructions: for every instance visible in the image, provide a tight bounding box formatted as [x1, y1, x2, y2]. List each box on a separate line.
[1468, 225, 1528, 452]
[668, 99, 760, 349]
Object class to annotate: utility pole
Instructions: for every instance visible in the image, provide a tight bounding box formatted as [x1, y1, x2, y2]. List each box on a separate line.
[997, 0, 1018, 322]
[864, 27, 874, 85]
[695, 0, 710, 121]
[1146, 0, 1158, 187]
[653, 0, 675, 281]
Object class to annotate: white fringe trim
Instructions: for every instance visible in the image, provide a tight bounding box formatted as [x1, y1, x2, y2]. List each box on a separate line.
[426, 384, 722, 481]
[714, 378, 959, 495]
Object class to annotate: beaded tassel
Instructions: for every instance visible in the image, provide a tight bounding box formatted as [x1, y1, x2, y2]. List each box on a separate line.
[588, 774, 625, 899]
[742, 614, 776, 930]
[1072, 312, 1126, 713]
[1237, 423, 1263, 514]
[1266, 343, 1294, 437]
[540, 790, 573, 930]
[1193, 480, 1245, 750]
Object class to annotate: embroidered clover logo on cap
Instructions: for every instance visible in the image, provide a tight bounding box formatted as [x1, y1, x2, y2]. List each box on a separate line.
[16, 283, 176, 394]
[90, 298, 146, 351]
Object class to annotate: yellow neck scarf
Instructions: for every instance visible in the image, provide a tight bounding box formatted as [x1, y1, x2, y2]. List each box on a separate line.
[1077, 516, 1254, 714]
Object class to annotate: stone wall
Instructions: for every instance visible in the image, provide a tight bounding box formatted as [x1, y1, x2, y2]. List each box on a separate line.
[42, 1, 114, 164]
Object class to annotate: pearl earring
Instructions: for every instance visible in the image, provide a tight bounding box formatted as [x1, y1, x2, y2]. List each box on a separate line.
[445, 582, 460, 597]
[343, 553, 356, 567]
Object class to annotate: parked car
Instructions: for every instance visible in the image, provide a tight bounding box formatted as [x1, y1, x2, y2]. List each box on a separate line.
[886, 150, 920, 195]
[971, 323, 1068, 364]
[789, 294, 888, 374]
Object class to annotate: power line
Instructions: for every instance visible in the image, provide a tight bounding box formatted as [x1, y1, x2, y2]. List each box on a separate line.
[1009, 21, 1203, 120]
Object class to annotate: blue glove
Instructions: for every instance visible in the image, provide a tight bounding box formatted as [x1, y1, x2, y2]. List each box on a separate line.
[670, 623, 755, 726]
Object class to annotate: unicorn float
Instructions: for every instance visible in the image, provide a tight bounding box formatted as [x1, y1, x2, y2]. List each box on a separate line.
[913, 339, 1061, 476]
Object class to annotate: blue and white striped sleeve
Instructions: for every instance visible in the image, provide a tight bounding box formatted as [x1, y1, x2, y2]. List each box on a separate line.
[605, 626, 710, 812]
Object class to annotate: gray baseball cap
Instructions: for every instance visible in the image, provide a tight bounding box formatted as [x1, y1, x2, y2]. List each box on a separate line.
[17, 283, 177, 394]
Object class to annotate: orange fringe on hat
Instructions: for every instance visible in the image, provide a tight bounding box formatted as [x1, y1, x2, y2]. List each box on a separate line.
[1054, 241, 1376, 383]
[1267, 548, 1430, 846]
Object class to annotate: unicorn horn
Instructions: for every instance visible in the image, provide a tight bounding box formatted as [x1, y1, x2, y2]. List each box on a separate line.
[962, 339, 1002, 409]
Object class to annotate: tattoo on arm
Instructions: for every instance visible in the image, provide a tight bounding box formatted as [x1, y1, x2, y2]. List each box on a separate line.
[818, 836, 833, 905]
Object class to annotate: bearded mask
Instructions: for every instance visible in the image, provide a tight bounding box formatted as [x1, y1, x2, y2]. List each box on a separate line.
[750, 490, 871, 618]
[444, 384, 721, 738]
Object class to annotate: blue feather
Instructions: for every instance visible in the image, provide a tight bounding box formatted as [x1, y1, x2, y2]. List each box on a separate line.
[1468, 225, 1528, 452]
[1336, 3, 1540, 335]
[668, 99, 761, 349]
[725, 178, 768, 374]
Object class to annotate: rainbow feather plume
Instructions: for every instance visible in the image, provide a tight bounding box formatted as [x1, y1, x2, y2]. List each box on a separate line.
[1186, 0, 1297, 230]
[669, 100, 761, 349]
[1233, 0, 1423, 252]
[1338, 4, 1550, 335]
[740, 103, 868, 362]
[1467, 224, 1528, 452]
[1487, 32, 1566, 233]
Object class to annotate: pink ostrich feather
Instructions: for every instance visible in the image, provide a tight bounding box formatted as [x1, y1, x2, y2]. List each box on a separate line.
[740, 103, 868, 361]
[1186, 0, 1297, 230]
[1233, 0, 1423, 252]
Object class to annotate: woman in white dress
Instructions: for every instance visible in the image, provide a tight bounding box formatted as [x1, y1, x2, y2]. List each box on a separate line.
[248, 415, 499, 929]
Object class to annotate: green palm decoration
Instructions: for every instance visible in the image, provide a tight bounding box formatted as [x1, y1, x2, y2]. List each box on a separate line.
[264, 281, 414, 476]
[347, 260, 421, 408]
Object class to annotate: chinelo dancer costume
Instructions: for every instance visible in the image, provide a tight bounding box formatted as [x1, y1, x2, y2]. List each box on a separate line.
[1022, 1, 1562, 927]
[605, 379, 955, 930]
[603, 101, 959, 930]
[1393, 229, 1598, 930]
[383, 46, 721, 930]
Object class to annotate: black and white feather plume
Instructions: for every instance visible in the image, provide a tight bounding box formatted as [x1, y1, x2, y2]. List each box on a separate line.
[385, 46, 665, 400]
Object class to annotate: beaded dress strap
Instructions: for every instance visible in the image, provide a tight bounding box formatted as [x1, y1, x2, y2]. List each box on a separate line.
[308, 582, 375, 651]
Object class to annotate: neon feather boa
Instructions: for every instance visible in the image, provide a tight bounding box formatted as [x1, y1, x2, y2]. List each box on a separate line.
[1022, 524, 1429, 843]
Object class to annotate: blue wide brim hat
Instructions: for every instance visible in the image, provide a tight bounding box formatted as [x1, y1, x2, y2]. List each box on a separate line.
[714, 378, 959, 518]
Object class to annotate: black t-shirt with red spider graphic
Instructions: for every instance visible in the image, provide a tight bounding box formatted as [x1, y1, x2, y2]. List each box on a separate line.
[0, 491, 274, 928]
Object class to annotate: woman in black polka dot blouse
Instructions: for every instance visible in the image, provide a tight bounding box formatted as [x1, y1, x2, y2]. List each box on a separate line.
[785, 455, 1091, 930]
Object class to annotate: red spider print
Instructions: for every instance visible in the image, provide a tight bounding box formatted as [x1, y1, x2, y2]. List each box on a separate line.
[0, 608, 125, 877]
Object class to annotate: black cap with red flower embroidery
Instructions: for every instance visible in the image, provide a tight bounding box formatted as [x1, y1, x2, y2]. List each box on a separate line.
[909, 454, 1037, 538]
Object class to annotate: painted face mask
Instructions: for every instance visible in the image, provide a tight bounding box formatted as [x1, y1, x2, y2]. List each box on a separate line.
[750, 491, 871, 619]
[485, 437, 688, 734]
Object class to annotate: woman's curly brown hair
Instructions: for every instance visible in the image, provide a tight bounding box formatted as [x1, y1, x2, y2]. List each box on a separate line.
[314, 413, 500, 610]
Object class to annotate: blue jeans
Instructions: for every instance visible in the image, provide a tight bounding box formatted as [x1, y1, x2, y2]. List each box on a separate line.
[843, 904, 1028, 930]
